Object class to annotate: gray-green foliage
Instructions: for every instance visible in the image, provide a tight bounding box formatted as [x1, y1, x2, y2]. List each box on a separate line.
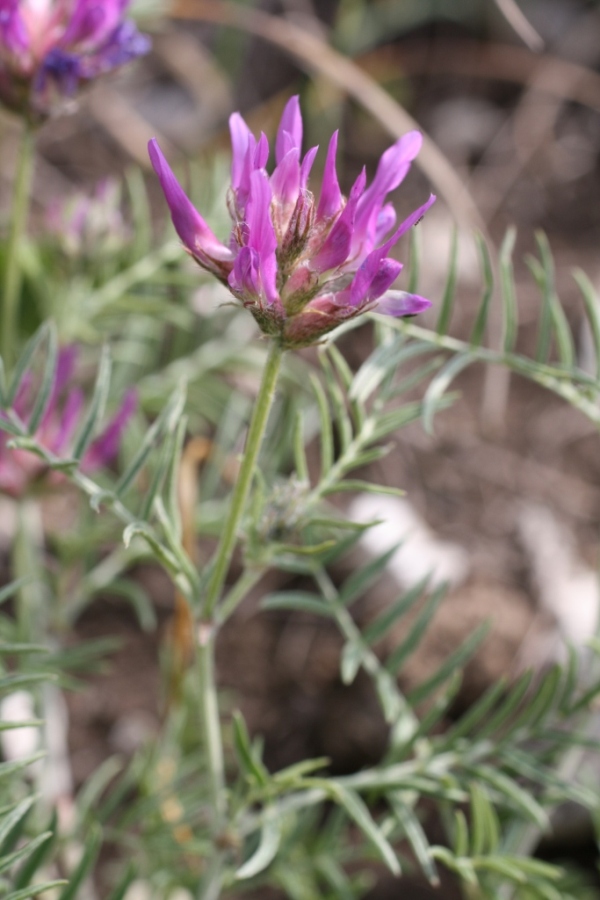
[0, 581, 65, 899]
[2, 230, 600, 897]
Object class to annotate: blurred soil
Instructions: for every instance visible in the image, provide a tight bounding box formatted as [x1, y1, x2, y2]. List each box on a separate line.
[8, 3, 600, 896]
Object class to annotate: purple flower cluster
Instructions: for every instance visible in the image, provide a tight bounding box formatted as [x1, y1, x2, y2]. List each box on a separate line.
[0, 346, 136, 496]
[0, 0, 150, 119]
[149, 96, 435, 348]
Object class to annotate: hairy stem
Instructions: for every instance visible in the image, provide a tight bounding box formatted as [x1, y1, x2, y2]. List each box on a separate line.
[2, 125, 35, 370]
[203, 339, 283, 619]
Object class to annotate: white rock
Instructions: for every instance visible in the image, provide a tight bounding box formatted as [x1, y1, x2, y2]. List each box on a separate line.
[0, 690, 39, 761]
[349, 495, 470, 591]
[518, 504, 599, 651]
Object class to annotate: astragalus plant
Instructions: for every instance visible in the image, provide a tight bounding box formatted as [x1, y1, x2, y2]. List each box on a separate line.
[1, 79, 600, 900]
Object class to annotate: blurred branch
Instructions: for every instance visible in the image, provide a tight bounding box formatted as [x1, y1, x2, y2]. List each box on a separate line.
[384, 39, 600, 115]
[493, 0, 543, 51]
[170, 0, 486, 234]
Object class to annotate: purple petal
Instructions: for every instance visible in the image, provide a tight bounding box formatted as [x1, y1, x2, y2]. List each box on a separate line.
[376, 291, 432, 317]
[276, 95, 302, 164]
[229, 112, 252, 190]
[247, 170, 279, 305]
[377, 194, 437, 257]
[229, 246, 261, 298]
[375, 203, 396, 244]
[83, 387, 137, 470]
[300, 146, 318, 190]
[271, 148, 300, 214]
[317, 131, 342, 220]
[148, 139, 233, 265]
[61, 1, 117, 47]
[364, 131, 422, 203]
[254, 132, 269, 169]
[352, 131, 424, 257]
[0, 2, 28, 55]
[311, 168, 366, 274]
[350, 252, 402, 307]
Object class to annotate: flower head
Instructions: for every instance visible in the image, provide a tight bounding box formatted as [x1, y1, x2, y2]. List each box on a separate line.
[0, 0, 150, 120]
[149, 96, 434, 348]
[0, 345, 136, 496]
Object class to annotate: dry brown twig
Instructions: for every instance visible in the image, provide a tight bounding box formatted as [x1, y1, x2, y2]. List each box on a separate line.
[170, 0, 486, 234]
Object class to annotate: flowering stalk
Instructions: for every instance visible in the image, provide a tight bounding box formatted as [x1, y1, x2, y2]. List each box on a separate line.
[2, 122, 34, 369]
[150, 99, 436, 890]
[195, 341, 282, 897]
[203, 340, 283, 620]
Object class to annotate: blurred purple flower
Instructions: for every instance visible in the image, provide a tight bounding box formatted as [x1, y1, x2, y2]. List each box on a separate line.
[46, 177, 130, 258]
[149, 96, 435, 348]
[0, 0, 150, 119]
[0, 345, 136, 496]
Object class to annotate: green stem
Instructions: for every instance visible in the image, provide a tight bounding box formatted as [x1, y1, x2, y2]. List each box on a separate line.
[198, 628, 226, 824]
[203, 339, 284, 619]
[2, 125, 35, 370]
[195, 340, 284, 898]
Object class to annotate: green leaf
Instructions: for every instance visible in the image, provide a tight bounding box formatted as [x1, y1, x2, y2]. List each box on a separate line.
[0, 578, 34, 607]
[104, 862, 137, 900]
[115, 385, 185, 498]
[0, 416, 24, 437]
[503, 665, 562, 735]
[470, 234, 494, 347]
[363, 576, 430, 646]
[261, 592, 332, 617]
[293, 410, 310, 485]
[72, 345, 112, 461]
[385, 584, 445, 675]
[0, 832, 52, 876]
[0, 798, 35, 858]
[444, 678, 507, 743]
[338, 545, 400, 608]
[0, 356, 6, 406]
[320, 349, 353, 452]
[468, 766, 548, 829]
[470, 783, 499, 856]
[430, 846, 477, 885]
[311, 374, 333, 478]
[122, 522, 182, 581]
[407, 226, 420, 294]
[390, 795, 438, 884]
[340, 641, 363, 685]
[436, 227, 458, 336]
[574, 268, 600, 381]
[332, 786, 400, 876]
[350, 339, 432, 405]
[56, 824, 102, 900]
[232, 711, 269, 787]
[531, 232, 574, 368]
[76, 756, 124, 825]
[236, 807, 282, 880]
[422, 354, 473, 434]
[6, 323, 49, 407]
[0, 673, 51, 694]
[499, 228, 517, 353]
[321, 480, 404, 497]
[453, 810, 470, 857]
[407, 622, 488, 706]
[5, 880, 67, 900]
[27, 323, 57, 437]
[474, 671, 533, 740]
